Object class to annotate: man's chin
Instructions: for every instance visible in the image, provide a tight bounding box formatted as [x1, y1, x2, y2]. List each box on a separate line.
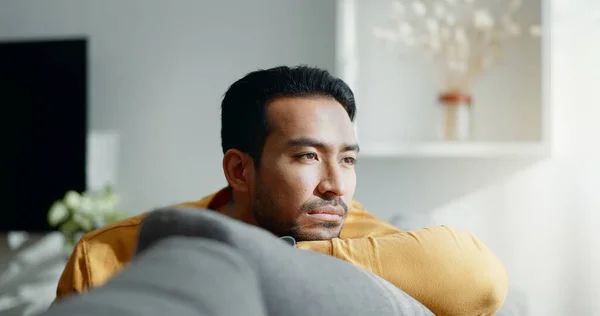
[291, 227, 342, 242]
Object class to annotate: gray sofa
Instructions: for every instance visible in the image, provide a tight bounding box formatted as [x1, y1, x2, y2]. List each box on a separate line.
[40, 207, 434, 316]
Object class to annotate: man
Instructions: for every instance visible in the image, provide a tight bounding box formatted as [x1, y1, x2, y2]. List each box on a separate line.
[55, 66, 508, 315]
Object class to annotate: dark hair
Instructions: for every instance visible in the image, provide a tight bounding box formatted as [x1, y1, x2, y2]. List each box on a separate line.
[220, 65, 356, 167]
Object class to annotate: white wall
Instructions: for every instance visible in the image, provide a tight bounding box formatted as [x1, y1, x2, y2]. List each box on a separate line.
[2, 0, 600, 315]
[0, 0, 336, 214]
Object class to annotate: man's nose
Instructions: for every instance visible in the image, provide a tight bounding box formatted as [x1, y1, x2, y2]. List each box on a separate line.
[317, 162, 346, 197]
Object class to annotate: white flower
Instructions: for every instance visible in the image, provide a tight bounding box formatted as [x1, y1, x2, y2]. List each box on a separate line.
[412, 1, 427, 16]
[96, 197, 119, 214]
[434, 2, 445, 18]
[426, 18, 439, 34]
[473, 10, 494, 30]
[48, 201, 69, 226]
[79, 194, 95, 214]
[399, 22, 413, 37]
[72, 213, 93, 231]
[96, 199, 111, 213]
[63, 190, 81, 210]
[445, 13, 457, 26]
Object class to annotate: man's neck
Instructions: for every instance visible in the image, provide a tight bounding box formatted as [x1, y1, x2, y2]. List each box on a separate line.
[217, 200, 258, 227]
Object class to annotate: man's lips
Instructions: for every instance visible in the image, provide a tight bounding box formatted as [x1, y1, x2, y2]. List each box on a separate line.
[306, 206, 345, 222]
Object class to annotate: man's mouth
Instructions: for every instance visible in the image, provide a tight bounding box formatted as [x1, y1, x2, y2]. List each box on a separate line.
[307, 206, 345, 222]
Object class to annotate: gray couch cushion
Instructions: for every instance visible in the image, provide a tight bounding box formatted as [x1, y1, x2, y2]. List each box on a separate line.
[43, 237, 267, 316]
[136, 207, 434, 316]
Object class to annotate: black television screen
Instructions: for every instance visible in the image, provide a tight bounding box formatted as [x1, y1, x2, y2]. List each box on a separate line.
[0, 38, 88, 232]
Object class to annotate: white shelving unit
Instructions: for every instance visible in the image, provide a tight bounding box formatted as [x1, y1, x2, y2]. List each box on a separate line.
[360, 141, 548, 158]
[335, 0, 551, 159]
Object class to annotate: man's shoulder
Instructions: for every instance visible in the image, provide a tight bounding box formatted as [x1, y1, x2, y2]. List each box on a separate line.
[83, 212, 147, 241]
[83, 213, 147, 236]
[81, 213, 148, 275]
[73, 199, 212, 287]
[81, 204, 207, 250]
[60, 212, 147, 289]
[81, 194, 216, 247]
[55, 191, 220, 297]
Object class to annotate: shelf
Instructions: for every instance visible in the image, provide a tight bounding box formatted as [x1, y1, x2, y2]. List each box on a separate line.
[359, 141, 548, 158]
[336, 0, 550, 160]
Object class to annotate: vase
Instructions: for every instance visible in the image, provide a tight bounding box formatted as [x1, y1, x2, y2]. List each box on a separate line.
[438, 91, 472, 141]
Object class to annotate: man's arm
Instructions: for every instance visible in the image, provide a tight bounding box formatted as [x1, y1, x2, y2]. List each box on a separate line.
[299, 216, 508, 316]
[340, 200, 403, 238]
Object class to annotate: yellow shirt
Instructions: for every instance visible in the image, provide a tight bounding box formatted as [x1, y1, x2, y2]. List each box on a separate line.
[55, 188, 507, 316]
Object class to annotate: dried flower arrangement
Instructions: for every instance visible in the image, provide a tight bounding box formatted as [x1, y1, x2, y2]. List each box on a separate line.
[372, 0, 541, 140]
[373, 0, 541, 92]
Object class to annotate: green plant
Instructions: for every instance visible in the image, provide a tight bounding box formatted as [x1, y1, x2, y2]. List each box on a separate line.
[47, 186, 128, 248]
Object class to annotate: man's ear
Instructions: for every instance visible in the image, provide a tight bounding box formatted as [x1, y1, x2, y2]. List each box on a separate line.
[222, 149, 254, 193]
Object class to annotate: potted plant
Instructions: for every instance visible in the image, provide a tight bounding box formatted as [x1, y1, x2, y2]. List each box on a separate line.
[47, 186, 128, 252]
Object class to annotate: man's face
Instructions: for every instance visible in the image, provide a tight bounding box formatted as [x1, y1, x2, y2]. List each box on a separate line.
[249, 96, 358, 241]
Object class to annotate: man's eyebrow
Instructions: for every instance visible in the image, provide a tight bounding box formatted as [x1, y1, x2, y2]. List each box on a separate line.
[287, 137, 360, 153]
[344, 143, 360, 153]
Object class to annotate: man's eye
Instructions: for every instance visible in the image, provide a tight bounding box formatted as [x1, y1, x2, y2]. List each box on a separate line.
[298, 153, 317, 160]
[342, 157, 357, 165]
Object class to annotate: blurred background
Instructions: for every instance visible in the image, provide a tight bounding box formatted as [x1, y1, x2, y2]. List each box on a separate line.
[0, 0, 599, 315]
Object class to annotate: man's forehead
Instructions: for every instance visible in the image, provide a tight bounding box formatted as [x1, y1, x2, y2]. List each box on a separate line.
[267, 96, 353, 130]
[264, 97, 357, 149]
